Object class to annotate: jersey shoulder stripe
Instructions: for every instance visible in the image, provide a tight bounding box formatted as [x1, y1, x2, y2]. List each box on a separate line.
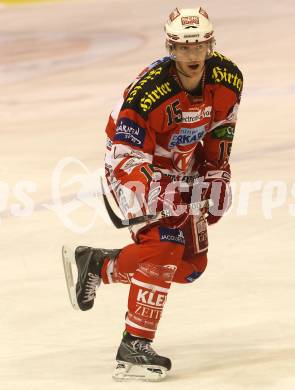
[122, 57, 181, 118]
[205, 51, 243, 97]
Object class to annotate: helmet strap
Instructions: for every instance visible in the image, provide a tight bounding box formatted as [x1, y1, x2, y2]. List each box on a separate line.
[175, 64, 192, 78]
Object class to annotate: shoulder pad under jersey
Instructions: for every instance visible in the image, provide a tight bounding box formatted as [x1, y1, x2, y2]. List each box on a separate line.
[122, 57, 181, 119]
[205, 51, 243, 98]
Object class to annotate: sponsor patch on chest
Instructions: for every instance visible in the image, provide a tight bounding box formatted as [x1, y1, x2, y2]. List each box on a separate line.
[182, 106, 212, 123]
[168, 125, 206, 148]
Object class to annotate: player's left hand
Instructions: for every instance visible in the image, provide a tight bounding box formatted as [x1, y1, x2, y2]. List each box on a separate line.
[201, 164, 232, 225]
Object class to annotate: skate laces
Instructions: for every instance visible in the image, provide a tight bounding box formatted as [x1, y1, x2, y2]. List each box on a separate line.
[132, 340, 156, 357]
[82, 273, 100, 303]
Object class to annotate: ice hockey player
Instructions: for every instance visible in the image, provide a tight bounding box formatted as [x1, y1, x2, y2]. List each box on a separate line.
[62, 6, 243, 381]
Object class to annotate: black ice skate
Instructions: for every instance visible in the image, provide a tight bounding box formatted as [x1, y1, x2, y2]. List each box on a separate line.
[62, 245, 120, 311]
[113, 332, 171, 382]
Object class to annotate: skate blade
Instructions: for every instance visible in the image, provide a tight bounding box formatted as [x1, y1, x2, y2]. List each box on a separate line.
[112, 361, 167, 382]
[62, 245, 79, 310]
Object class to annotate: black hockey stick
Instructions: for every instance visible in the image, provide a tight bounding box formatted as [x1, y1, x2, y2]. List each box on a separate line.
[100, 178, 213, 229]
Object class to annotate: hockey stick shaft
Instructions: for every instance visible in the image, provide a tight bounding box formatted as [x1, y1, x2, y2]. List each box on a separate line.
[100, 178, 213, 229]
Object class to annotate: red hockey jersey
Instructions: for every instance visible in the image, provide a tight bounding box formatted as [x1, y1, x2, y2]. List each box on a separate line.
[104, 52, 243, 216]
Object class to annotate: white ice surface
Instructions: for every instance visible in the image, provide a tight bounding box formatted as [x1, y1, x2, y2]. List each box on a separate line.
[0, 0, 295, 389]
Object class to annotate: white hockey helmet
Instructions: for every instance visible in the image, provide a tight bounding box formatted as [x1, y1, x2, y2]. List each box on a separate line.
[165, 7, 215, 59]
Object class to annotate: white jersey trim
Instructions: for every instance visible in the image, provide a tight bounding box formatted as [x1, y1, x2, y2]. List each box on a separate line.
[125, 317, 156, 332]
[131, 278, 170, 293]
[106, 259, 115, 284]
[111, 97, 124, 122]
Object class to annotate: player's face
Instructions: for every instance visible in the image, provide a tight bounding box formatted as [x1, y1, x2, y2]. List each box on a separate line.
[173, 42, 208, 76]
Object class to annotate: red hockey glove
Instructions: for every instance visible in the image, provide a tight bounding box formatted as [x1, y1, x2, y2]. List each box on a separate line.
[201, 163, 232, 225]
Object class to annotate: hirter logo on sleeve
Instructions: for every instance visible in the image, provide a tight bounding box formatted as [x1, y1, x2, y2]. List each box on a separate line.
[114, 118, 146, 148]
